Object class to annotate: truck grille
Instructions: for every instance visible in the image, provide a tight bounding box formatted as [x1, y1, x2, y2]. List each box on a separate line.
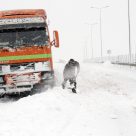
[0, 61, 51, 74]
[10, 63, 34, 71]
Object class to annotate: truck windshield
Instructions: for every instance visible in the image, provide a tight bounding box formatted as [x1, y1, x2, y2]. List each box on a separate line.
[0, 25, 49, 48]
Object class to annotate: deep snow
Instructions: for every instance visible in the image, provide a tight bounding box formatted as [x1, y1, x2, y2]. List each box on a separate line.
[0, 62, 136, 136]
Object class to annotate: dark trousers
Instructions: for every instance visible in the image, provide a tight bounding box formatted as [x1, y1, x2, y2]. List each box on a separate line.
[62, 78, 77, 93]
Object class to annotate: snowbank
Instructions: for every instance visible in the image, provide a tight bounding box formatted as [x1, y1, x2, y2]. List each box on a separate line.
[0, 63, 136, 136]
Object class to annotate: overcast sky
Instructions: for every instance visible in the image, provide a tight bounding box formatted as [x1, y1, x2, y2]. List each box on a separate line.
[0, 0, 136, 61]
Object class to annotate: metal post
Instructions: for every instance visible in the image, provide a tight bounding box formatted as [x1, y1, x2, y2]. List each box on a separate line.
[91, 6, 109, 62]
[128, 0, 131, 64]
[90, 25, 93, 58]
[85, 23, 97, 59]
[99, 8, 103, 60]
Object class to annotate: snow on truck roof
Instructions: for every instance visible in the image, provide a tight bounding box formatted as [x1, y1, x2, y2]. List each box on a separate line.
[0, 9, 47, 19]
[0, 17, 45, 26]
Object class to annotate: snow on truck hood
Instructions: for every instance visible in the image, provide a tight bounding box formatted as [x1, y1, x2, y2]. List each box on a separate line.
[0, 17, 45, 25]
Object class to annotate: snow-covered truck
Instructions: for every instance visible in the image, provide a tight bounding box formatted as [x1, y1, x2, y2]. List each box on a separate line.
[0, 9, 59, 94]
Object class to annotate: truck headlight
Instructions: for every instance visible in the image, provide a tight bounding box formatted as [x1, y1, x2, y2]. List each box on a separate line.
[34, 61, 51, 71]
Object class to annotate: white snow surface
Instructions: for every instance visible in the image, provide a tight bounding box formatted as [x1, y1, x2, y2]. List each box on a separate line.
[0, 62, 136, 136]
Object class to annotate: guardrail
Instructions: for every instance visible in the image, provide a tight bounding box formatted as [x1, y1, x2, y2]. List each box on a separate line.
[84, 54, 136, 66]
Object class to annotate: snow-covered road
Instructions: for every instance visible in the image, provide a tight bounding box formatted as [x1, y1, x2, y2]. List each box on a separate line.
[0, 62, 136, 136]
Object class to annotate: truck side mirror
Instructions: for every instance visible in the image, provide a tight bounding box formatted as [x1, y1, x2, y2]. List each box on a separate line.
[52, 30, 59, 48]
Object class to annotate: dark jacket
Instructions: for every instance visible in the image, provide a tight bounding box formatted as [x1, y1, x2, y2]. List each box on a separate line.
[63, 60, 80, 80]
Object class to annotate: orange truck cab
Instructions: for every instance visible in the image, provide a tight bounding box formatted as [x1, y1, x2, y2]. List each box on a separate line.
[0, 9, 59, 94]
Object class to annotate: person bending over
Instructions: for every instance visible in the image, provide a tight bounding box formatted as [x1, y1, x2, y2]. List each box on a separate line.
[62, 59, 80, 93]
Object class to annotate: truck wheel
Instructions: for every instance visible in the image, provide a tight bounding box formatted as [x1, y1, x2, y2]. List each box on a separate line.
[30, 77, 55, 95]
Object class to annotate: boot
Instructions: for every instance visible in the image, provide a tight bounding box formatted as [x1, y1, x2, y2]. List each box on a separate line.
[72, 88, 77, 93]
[62, 83, 65, 89]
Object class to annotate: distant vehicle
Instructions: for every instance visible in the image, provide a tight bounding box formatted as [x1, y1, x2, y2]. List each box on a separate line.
[0, 9, 59, 94]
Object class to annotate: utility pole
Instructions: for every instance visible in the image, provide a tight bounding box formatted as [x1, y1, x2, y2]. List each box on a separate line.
[85, 23, 97, 59]
[91, 6, 109, 62]
[128, 0, 132, 63]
